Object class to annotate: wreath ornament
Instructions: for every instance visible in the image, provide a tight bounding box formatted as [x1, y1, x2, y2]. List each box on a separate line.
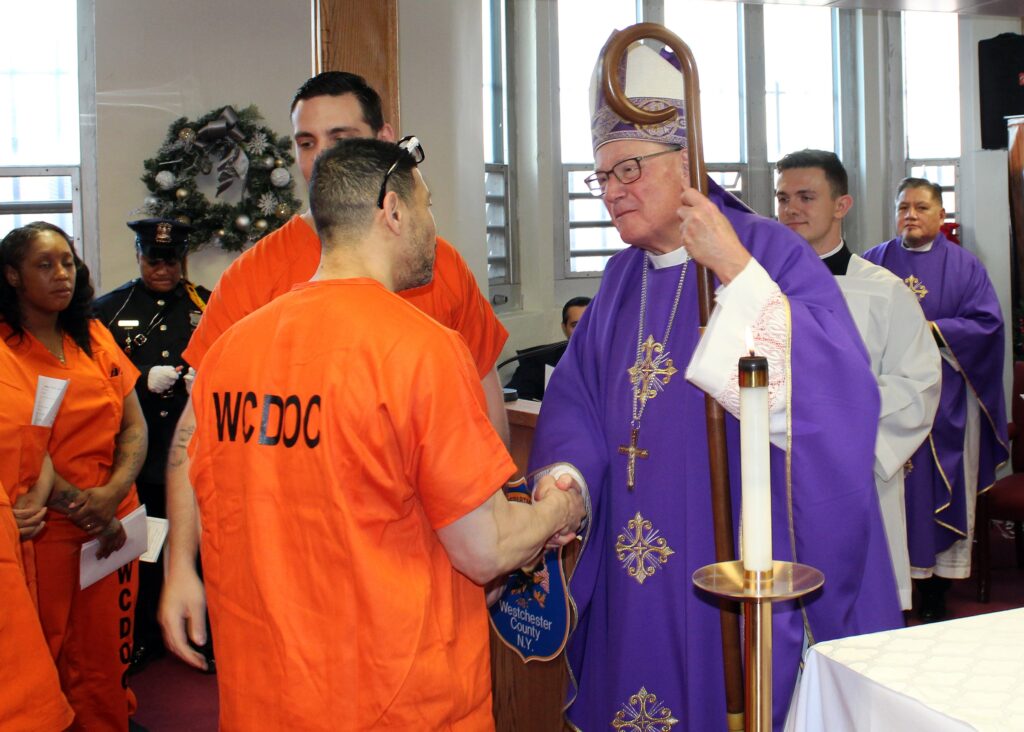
[140, 105, 302, 252]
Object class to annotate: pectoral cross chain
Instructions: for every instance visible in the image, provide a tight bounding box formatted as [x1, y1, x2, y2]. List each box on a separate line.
[618, 427, 649, 491]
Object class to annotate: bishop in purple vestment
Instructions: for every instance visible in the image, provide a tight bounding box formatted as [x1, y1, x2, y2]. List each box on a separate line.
[863, 178, 1008, 597]
[530, 32, 902, 732]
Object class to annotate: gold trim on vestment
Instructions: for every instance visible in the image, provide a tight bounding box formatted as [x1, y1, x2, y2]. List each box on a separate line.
[927, 434, 956, 520]
[930, 320, 1010, 467]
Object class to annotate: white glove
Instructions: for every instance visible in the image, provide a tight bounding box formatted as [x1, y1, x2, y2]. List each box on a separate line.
[183, 367, 196, 395]
[148, 365, 180, 394]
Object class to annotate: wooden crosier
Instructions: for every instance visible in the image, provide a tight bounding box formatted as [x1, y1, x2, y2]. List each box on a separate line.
[599, 23, 745, 732]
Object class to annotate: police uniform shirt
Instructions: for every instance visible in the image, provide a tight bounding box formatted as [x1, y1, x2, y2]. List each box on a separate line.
[93, 279, 211, 484]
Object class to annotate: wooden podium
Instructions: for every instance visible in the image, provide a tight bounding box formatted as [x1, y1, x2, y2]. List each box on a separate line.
[491, 400, 577, 731]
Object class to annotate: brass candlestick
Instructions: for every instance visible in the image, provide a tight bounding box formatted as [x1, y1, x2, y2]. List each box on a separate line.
[693, 560, 824, 732]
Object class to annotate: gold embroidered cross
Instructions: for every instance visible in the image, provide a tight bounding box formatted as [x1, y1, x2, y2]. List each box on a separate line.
[618, 428, 649, 491]
[628, 335, 678, 410]
[615, 512, 674, 585]
[611, 686, 679, 731]
[904, 274, 928, 300]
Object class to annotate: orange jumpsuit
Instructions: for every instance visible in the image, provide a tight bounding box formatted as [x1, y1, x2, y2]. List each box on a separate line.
[189, 280, 516, 730]
[0, 320, 141, 731]
[182, 215, 507, 376]
[0, 485, 74, 732]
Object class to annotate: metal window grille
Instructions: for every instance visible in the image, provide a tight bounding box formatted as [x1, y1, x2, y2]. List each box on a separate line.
[0, 166, 83, 254]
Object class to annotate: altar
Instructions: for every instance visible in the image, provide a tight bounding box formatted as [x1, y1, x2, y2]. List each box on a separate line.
[786, 608, 1024, 731]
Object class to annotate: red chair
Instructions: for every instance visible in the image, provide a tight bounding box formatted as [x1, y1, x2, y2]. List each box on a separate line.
[975, 361, 1024, 602]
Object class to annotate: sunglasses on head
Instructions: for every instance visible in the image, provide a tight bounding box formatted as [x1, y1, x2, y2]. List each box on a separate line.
[376, 135, 426, 209]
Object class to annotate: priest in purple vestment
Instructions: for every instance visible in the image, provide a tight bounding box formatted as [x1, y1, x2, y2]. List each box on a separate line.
[863, 178, 1008, 622]
[529, 32, 903, 732]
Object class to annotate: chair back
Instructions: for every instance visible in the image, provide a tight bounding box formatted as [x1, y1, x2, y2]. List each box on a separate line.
[1011, 362, 1024, 472]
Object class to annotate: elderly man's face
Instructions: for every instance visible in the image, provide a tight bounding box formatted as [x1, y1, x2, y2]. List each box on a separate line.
[896, 186, 945, 249]
[595, 140, 688, 255]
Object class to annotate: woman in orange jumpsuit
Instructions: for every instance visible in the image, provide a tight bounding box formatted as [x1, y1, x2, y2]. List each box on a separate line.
[0, 221, 147, 731]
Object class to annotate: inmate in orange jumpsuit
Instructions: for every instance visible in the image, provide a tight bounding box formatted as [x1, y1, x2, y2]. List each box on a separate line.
[189, 279, 517, 730]
[182, 214, 507, 375]
[0, 485, 73, 732]
[0, 320, 141, 731]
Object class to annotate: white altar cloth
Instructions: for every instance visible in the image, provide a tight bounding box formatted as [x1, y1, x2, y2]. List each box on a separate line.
[786, 608, 1024, 731]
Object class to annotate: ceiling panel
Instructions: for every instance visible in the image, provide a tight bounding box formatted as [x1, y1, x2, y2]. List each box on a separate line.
[723, 0, 1023, 17]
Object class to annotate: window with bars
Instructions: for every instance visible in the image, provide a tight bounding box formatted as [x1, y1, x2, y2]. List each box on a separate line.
[908, 161, 958, 223]
[482, 0, 517, 308]
[547, 2, 961, 281]
[0, 1, 83, 248]
[903, 12, 960, 225]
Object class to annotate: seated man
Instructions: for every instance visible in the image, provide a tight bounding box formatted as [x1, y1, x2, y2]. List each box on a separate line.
[505, 296, 590, 400]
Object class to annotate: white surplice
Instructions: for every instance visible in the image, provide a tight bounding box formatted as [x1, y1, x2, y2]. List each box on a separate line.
[836, 254, 942, 608]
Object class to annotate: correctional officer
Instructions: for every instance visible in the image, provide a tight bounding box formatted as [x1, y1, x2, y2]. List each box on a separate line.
[93, 217, 210, 670]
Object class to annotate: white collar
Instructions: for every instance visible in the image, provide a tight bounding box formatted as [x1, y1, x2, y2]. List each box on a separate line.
[901, 237, 935, 252]
[819, 239, 845, 260]
[647, 247, 691, 269]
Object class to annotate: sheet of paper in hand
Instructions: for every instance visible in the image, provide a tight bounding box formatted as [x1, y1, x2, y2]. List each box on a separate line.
[79, 504, 148, 589]
[32, 375, 69, 427]
[488, 470, 571, 662]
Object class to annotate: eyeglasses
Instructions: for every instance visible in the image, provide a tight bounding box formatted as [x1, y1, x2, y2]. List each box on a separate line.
[583, 146, 683, 197]
[376, 135, 426, 209]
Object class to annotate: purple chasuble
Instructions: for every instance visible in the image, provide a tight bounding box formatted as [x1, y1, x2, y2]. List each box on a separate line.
[863, 234, 1008, 569]
[532, 180, 902, 732]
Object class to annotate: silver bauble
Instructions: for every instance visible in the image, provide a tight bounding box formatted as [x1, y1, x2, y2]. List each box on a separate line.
[261, 155, 275, 169]
[235, 215, 251, 231]
[269, 168, 291, 188]
[155, 170, 176, 190]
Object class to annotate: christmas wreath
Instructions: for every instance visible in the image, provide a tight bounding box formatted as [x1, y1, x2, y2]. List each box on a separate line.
[140, 105, 302, 252]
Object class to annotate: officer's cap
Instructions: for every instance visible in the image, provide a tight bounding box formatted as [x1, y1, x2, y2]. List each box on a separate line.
[127, 218, 191, 260]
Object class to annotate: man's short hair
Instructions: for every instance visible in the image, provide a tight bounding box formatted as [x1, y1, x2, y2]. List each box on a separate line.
[309, 138, 417, 246]
[775, 149, 849, 198]
[562, 296, 592, 325]
[897, 177, 944, 206]
[290, 71, 385, 134]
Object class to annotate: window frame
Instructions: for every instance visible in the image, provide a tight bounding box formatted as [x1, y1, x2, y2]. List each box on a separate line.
[483, 0, 520, 311]
[0, 0, 97, 276]
[542, 4, 961, 281]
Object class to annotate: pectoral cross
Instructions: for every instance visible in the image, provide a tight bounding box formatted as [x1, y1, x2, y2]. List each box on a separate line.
[618, 427, 649, 491]
[628, 335, 678, 410]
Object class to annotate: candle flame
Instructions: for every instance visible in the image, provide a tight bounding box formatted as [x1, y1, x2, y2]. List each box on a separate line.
[745, 326, 755, 357]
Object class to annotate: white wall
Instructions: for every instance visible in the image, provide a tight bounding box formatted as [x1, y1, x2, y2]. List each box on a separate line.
[92, 0, 311, 294]
[397, 1, 487, 283]
[957, 14, 1023, 416]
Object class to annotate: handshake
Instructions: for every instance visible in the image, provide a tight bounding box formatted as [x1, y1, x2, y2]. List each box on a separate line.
[530, 464, 589, 550]
[148, 365, 197, 394]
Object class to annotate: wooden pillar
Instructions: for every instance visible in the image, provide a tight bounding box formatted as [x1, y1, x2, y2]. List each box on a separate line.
[314, 0, 400, 132]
